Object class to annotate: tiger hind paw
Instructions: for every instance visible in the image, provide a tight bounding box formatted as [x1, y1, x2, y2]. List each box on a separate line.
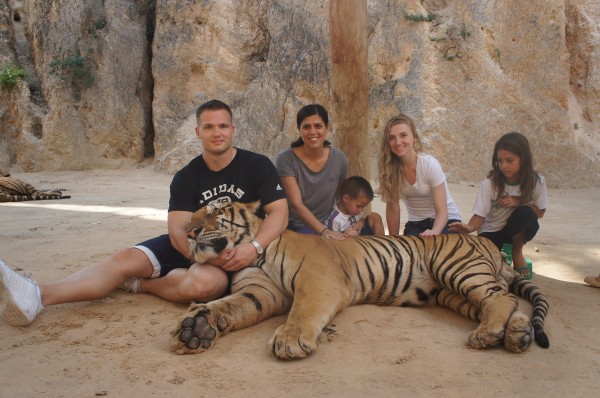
[503, 311, 533, 353]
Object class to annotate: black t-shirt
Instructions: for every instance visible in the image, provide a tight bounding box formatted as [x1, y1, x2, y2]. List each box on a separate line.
[169, 148, 286, 218]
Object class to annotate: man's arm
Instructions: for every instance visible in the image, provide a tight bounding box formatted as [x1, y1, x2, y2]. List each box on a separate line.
[253, 198, 289, 252]
[220, 198, 289, 272]
[167, 210, 194, 259]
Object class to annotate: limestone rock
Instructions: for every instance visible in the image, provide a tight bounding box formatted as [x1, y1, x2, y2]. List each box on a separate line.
[1, 0, 599, 188]
[1, 0, 153, 172]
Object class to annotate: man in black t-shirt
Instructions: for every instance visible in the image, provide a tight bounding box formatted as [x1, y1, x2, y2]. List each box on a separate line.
[0, 100, 288, 327]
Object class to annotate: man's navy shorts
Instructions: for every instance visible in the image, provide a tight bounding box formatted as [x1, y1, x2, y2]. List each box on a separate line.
[133, 234, 193, 278]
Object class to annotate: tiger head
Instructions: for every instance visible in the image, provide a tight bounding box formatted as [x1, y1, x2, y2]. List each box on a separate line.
[186, 201, 262, 263]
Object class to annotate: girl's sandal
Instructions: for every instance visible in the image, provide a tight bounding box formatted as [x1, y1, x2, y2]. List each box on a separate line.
[514, 262, 533, 280]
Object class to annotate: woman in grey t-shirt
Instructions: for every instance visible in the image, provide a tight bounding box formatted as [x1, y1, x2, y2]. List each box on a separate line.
[275, 104, 348, 240]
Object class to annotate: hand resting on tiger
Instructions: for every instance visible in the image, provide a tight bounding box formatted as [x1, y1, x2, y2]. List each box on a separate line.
[171, 201, 550, 359]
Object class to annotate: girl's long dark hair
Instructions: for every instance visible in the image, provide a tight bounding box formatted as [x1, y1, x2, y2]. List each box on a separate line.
[291, 104, 332, 147]
[488, 132, 540, 203]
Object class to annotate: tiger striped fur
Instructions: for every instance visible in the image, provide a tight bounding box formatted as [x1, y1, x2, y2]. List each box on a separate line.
[0, 176, 70, 202]
[170, 201, 550, 359]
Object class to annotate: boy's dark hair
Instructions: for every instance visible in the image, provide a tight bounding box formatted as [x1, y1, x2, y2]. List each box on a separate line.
[340, 176, 374, 200]
[196, 99, 233, 120]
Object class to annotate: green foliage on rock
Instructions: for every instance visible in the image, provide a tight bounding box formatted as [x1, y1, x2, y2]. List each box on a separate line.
[50, 55, 95, 100]
[402, 10, 436, 22]
[0, 63, 28, 89]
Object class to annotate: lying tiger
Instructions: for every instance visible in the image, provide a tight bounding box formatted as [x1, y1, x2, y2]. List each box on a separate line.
[170, 201, 550, 359]
[0, 171, 70, 202]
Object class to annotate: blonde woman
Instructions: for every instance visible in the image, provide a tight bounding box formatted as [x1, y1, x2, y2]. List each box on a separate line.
[378, 114, 461, 236]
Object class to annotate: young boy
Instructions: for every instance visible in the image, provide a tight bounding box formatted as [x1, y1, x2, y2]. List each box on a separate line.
[325, 176, 385, 236]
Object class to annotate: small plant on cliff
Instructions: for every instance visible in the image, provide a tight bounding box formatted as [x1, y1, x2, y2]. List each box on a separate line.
[89, 17, 107, 37]
[403, 10, 436, 22]
[430, 23, 471, 61]
[458, 24, 471, 40]
[0, 63, 28, 89]
[50, 55, 95, 100]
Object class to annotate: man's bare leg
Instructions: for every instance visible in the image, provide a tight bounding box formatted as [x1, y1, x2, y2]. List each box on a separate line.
[140, 263, 228, 303]
[40, 248, 154, 306]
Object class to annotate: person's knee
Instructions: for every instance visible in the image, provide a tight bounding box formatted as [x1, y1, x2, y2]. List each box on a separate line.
[369, 212, 382, 223]
[512, 205, 536, 218]
[184, 266, 228, 302]
[368, 213, 385, 234]
[105, 247, 153, 278]
[508, 206, 539, 241]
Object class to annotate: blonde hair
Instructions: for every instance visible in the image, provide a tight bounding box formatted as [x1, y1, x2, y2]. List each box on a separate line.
[377, 114, 423, 202]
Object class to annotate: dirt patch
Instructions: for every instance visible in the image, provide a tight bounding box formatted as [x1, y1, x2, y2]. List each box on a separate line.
[1, 166, 599, 397]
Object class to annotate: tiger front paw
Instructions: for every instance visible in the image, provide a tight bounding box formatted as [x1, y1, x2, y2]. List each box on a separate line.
[503, 311, 533, 353]
[268, 323, 319, 360]
[170, 304, 229, 355]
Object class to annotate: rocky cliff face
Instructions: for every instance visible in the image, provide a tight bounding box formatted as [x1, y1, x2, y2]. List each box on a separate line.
[0, 0, 153, 173]
[1, 0, 598, 187]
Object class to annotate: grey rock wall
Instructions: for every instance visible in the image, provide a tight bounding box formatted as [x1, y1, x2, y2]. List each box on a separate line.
[1, 0, 153, 171]
[0, 0, 599, 188]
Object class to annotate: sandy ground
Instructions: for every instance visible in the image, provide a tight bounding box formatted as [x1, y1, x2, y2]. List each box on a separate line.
[0, 165, 599, 398]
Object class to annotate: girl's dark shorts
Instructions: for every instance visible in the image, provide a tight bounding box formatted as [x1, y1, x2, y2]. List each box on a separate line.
[478, 205, 539, 250]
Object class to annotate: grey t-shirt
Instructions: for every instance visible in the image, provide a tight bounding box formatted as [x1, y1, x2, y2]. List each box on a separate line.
[275, 147, 348, 231]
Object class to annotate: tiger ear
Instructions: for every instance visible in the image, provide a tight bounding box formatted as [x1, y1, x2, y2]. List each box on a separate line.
[243, 201, 261, 215]
[205, 202, 228, 215]
[204, 204, 216, 214]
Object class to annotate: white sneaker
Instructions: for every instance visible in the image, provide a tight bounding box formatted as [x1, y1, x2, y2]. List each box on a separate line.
[118, 277, 142, 293]
[0, 259, 44, 326]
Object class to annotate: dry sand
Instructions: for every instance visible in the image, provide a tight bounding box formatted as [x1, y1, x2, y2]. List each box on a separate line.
[1, 166, 599, 398]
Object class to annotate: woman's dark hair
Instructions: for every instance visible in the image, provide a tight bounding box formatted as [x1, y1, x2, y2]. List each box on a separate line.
[488, 131, 539, 203]
[291, 104, 332, 147]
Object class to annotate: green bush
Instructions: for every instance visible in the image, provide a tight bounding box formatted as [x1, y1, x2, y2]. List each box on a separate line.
[403, 10, 436, 22]
[0, 63, 28, 89]
[89, 17, 107, 37]
[459, 24, 471, 40]
[50, 55, 95, 99]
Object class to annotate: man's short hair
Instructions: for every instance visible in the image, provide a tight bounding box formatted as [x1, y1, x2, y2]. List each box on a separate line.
[196, 99, 233, 121]
[340, 176, 374, 200]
